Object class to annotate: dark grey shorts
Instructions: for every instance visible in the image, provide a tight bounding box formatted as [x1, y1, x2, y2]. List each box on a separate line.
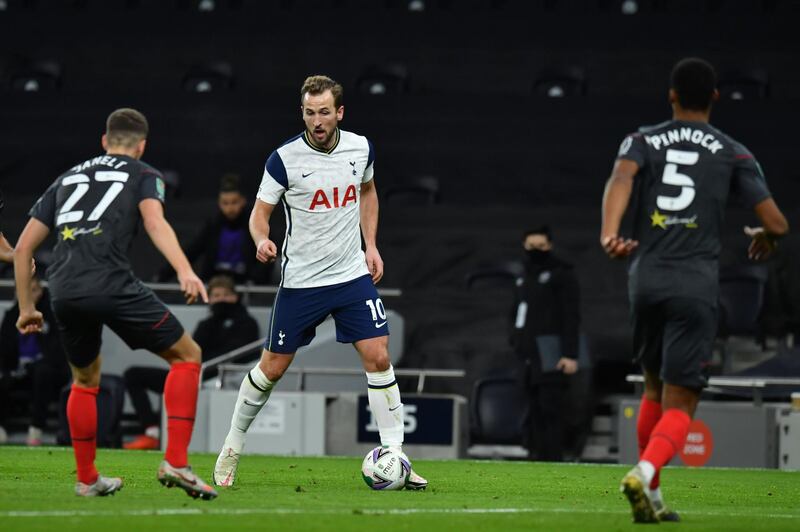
[51, 283, 184, 368]
[632, 296, 717, 390]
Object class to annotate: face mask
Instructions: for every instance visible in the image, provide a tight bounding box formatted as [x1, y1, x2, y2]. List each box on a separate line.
[526, 249, 551, 264]
[210, 302, 238, 317]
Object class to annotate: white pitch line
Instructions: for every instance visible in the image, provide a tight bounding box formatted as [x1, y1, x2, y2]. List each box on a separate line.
[1, 507, 799, 520]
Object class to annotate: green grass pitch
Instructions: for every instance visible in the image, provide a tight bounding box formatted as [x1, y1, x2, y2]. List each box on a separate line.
[1, 447, 799, 531]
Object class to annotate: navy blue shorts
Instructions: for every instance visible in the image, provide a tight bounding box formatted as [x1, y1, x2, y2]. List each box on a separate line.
[265, 274, 389, 354]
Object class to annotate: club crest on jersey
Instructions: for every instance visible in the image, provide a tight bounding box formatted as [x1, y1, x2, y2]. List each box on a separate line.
[309, 185, 357, 210]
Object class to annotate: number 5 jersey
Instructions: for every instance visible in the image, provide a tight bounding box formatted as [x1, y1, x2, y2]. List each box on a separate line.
[616, 120, 772, 305]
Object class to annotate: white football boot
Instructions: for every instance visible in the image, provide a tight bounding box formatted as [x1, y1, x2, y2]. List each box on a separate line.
[213, 446, 241, 487]
[75, 475, 123, 497]
[158, 460, 218, 500]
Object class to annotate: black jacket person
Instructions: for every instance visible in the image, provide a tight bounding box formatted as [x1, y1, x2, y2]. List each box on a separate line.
[511, 226, 580, 461]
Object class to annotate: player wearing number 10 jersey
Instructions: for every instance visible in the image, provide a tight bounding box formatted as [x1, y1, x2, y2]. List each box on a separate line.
[601, 58, 789, 523]
[13, 108, 217, 500]
[213, 75, 427, 489]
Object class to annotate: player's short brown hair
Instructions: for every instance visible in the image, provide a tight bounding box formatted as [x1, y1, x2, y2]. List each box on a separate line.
[105, 108, 149, 148]
[300, 75, 343, 108]
[208, 274, 237, 295]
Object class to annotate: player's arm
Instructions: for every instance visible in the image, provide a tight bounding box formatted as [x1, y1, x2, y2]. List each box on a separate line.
[139, 198, 208, 304]
[360, 178, 383, 283]
[0, 232, 13, 263]
[600, 159, 640, 259]
[13, 218, 49, 334]
[745, 198, 789, 260]
[249, 199, 278, 264]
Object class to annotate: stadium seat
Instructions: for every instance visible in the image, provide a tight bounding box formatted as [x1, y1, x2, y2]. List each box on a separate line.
[356, 64, 410, 96]
[718, 68, 769, 100]
[8, 60, 62, 92]
[533, 65, 586, 97]
[470, 373, 528, 445]
[183, 61, 234, 93]
[717, 265, 768, 373]
[56, 374, 126, 448]
[465, 260, 525, 291]
[383, 176, 440, 205]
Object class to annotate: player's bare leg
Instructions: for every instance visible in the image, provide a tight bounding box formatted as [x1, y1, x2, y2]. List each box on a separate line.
[214, 349, 293, 486]
[156, 334, 216, 500]
[68, 356, 123, 497]
[356, 335, 427, 490]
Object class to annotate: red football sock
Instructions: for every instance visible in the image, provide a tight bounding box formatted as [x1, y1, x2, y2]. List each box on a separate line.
[637, 396, 663, 489]
[641, 408, 691, 473]
[67, 384, 99, 485]
[163, 361, 200, 468]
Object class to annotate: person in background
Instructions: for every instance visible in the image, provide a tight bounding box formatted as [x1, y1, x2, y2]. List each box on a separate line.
[512, 225, 580, 462]
[159, 174, 258, 283]
[124, 274, 260, 450]
[0, 276, 70, 445]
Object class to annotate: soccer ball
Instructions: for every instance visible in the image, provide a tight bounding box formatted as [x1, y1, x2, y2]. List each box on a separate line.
[361, 446, 411, 490]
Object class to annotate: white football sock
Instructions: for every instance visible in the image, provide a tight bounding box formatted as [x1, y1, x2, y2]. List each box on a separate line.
[649, 486, 663, 503]
[223, 365, 274, 453]
[366, 365, 404, 450]
[638, 460, 656, 487]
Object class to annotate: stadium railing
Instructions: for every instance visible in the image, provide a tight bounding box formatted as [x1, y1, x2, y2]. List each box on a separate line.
[626, 374, 800, 407]
[211, 360, 465, 395]
[0, 279, 402, 299]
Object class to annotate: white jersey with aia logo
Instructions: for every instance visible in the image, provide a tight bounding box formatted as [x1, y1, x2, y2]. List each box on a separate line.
[257, 128, 374, 288]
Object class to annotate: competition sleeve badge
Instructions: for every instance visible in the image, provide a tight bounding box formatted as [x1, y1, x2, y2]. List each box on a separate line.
[156, 177, 166, 201]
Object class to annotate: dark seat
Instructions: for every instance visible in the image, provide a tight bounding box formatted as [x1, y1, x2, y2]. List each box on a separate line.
[183, 61, 234, 93]
[57, 374, 126, 448]
[470, 374, 528, 445]
[465, 260, 525, 290]
[717, 266, 768, 373]
[383, 176, 440, 205]
[356, 63, 410, 96]
[533, 65, 586, 98]
[718, 68, 769, 101]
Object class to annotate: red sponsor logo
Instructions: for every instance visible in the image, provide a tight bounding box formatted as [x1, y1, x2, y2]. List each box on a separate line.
[678, 419, 714, 467]
[309, 185, 357, 210]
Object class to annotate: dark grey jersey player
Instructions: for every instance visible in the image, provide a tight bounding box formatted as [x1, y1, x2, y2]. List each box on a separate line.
[600, 58, 789, 523]
[14, 108, 217, 500]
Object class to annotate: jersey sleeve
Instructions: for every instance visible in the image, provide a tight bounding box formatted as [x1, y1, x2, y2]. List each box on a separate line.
[363, 138, 375, 183]
[615, 132, 647, 168]
[257, 151, 288, 204]
[731, 144, 771, 208]
[138, 169, 166, 204]
[28, 181, 59, 229]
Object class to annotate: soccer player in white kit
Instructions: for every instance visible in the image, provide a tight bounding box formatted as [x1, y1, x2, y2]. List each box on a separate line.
[213, 75, 427, 489]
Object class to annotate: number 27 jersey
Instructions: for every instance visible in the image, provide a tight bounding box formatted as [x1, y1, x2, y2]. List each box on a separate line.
[29, 154, 166, 300]
[617, 120, 772, 304]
